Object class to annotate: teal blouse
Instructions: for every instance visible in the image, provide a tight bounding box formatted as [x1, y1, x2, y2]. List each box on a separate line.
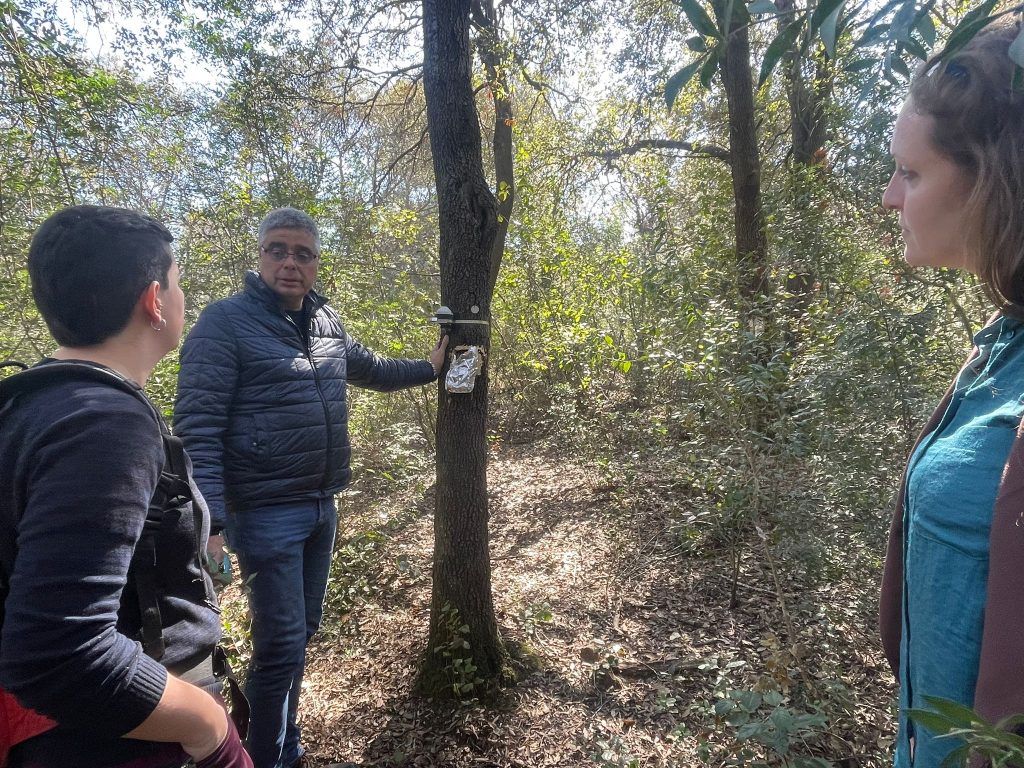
[895, 316, 1024, 767]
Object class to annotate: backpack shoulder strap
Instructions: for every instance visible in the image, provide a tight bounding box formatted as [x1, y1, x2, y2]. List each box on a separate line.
[0, 361, 165, 432]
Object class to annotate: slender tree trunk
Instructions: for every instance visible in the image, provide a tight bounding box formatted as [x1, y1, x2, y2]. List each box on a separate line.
[713, 2, 774, 453]
[418, 0, 508, 696]
[475, 7, 514, 291]
[716, 8, 769, 305]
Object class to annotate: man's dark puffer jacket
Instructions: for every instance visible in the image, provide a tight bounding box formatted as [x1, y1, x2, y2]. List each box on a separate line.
[173, 271, 435, 527]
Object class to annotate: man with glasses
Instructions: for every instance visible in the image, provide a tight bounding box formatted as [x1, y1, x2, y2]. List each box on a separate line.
[174, 208, 447, 768]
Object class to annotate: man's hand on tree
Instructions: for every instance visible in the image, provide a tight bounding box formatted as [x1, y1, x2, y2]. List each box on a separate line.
[429, 335, 450, 376]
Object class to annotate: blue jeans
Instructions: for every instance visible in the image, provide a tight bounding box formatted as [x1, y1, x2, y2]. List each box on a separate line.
[225, 497, 338, 768]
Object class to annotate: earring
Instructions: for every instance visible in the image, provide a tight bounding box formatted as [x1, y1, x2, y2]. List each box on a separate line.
[151, 317, 167, 332]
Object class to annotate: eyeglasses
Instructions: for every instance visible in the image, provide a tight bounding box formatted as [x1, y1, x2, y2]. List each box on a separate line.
[261, 245, 320, 265]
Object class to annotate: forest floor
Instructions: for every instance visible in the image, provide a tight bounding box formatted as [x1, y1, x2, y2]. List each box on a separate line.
[220, 438, 898, 767]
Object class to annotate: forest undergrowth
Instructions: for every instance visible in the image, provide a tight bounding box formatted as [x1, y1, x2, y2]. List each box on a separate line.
[220, 432, 898, 768]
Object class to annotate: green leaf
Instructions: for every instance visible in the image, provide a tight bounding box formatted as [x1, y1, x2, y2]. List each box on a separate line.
[888, 1, 916, 43]
[819, 3, 844, 58]
[747, 0, 778, 14]
[714, 698, 735, 716]
[907, 708, 955, 734]
[844, 57, 876, 73]
[665, 58, 704, 108]
[881, 52, 898, 83]
[915, 12, 936, 48]
[686, 35, 708, 52]
[759, 19, 802, 86]
[770, 705, 794, 733]
[940, 0, 1000, 60]
[731, 689, 763, 712]
[727, 0, 752, 28]
[942, 746, 972, 768]
[857, 23, 889, 47]
[923, 695, 984, 728]
[889, 52, 910, 78]
[735, 722, 764, 741]
[1009, 27, 1024, 69]
[699, 46, 721, 87]
[904, 37, 928, 61]
[677, 0, 720, 38]
[809, 0, 844, 35]
[726, 709, 751, 726]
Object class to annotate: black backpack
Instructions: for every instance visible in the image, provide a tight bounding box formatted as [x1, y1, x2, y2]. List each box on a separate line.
[0, 360, 196, 661]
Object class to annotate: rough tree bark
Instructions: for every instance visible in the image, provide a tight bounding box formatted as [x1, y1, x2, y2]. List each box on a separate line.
[417, 0, 514, 696]
[715, 2, 770, 306]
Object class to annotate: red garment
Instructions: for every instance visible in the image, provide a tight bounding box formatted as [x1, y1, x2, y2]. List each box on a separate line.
[880, 346, 1024, 727]
[194, 716, 252, 768]
[0, 689, 55, 766]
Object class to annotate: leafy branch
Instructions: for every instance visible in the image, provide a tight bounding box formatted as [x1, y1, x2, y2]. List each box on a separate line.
[909, 696, 1024, 767]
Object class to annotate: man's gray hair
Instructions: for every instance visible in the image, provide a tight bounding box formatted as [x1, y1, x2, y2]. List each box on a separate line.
[258, 207, 321, 250]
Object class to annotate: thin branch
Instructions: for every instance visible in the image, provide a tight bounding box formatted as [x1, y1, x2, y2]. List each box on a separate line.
[519, 67, 573, 103]
[374, 125, 429, 201]
[591, 138, 731, 163]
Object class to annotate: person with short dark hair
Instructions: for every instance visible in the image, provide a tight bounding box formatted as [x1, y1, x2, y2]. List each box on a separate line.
[878, 17, 1024, 767]
[174, 207, 447, 768]
[0, 205, 251, 767]
[28, 208, 176, 347]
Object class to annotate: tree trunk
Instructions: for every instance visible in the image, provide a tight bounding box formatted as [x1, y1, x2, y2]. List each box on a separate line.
[418, 0, 509, 696]
[716, 7, 769, 306]
[714, 2, 774, 447]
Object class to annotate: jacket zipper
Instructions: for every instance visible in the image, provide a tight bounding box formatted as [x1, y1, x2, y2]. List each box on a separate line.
[286, 308, 334, 493]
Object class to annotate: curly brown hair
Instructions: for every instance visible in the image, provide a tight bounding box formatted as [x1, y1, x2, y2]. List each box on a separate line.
[908, 15, 1024, 313]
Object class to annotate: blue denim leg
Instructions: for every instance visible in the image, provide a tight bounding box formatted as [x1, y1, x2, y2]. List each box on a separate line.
[225, 498, 338, 768]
